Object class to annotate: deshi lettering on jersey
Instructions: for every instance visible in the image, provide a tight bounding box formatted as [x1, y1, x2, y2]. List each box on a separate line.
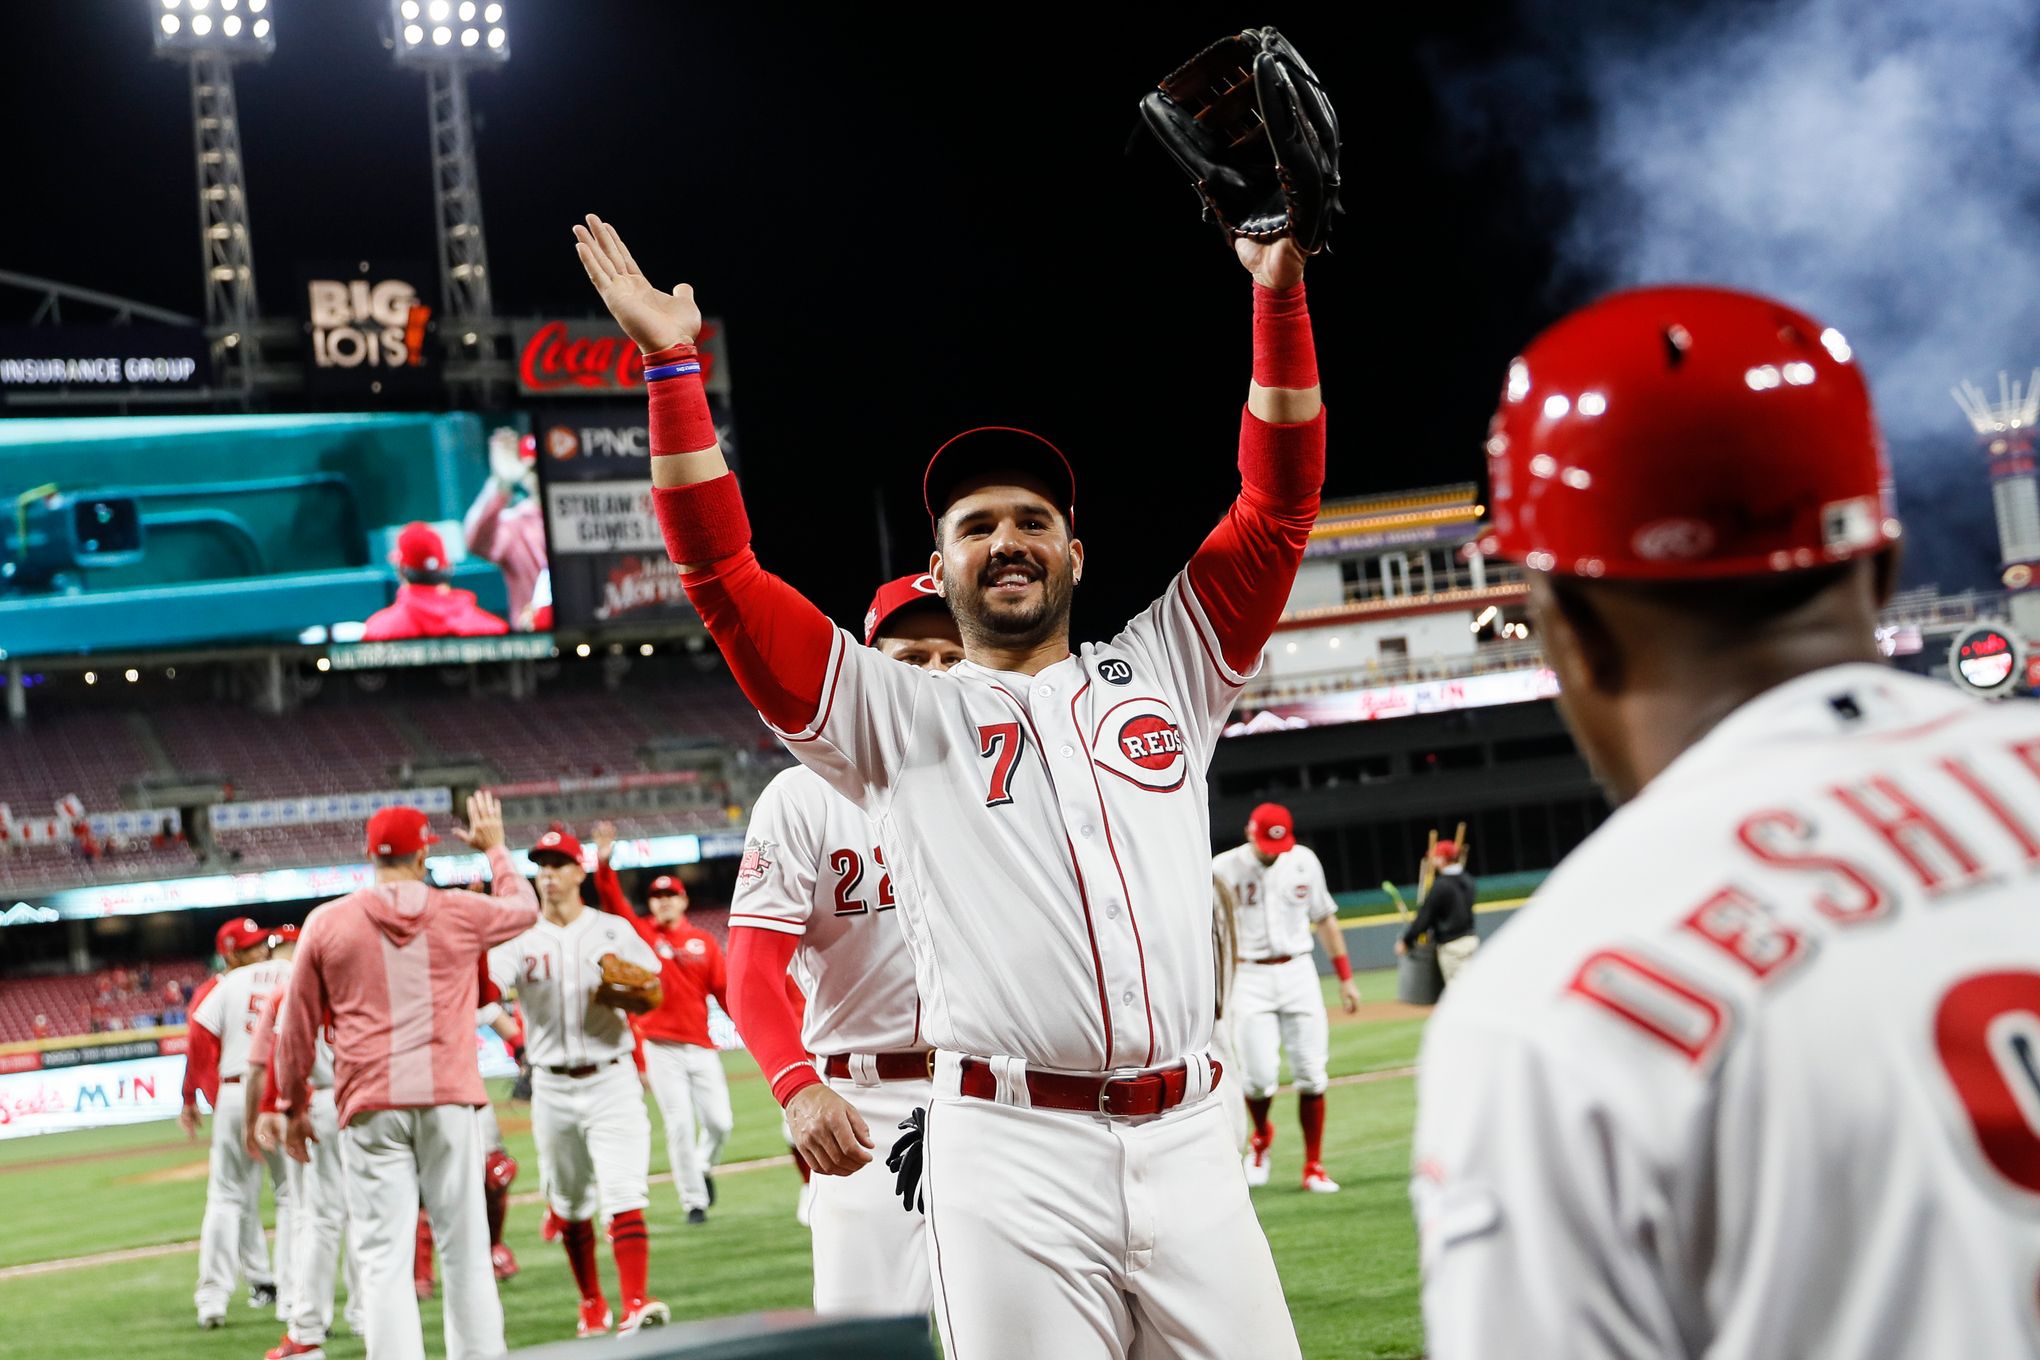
[1565, 729, 2040, 1194]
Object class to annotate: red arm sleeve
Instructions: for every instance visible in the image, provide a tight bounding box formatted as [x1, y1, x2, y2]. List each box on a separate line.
[726, 925, 818, 1106]
[709, 934, 729, 1015]
[592, 861, 642, 924]
[478, 953, 501, 1007]
[678, 548, 838, 735]
[183, 1020, 220, 1107]
[1185, 406, 1326, 674]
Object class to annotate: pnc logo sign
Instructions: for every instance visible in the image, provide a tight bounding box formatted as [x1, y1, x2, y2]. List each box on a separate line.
[1093, 699, 1188, 793]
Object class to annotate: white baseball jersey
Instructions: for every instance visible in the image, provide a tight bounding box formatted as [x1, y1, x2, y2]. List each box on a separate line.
[727, 764, 922, 1055]
[1413, 664, 2040, 1358]
[773, 570, 1241, 1073]
[1212, 842, 1337, 959]
[192, 957, 294, 1081]
[488, 908, 660, 1069]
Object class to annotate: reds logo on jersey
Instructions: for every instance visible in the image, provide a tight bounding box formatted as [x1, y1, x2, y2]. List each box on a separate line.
[657, 940, 676, 960]
[1092, 697, 1188, 793]
[683, 937, 708, 955]
[738, 839, 774, 883]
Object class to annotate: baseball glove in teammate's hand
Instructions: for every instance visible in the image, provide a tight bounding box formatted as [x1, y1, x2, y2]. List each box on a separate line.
[594, 952, 663, 1015]
[1140, 27, 1341, 255]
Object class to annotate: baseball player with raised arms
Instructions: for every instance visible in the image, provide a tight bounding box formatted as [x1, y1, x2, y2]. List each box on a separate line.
[188, 921, 295, 1330]
[724, 573, 963, 1316]
[573, 206, 1320, 1356]
[587, 825, 734, 1225]
[273, 795, 537, 1360]
[487, 826, 669, 1338]
[1213, 801, 1360, 1192]
[1413, 286, 2040, 1357]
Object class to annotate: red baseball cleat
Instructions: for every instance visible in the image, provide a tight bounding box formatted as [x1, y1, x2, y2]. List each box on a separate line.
[540, 1207, 563, 1243]
[491, 1241, 519, 1280]
[618, 1298, 670, 1336]
[1301, 1161, 1341, 1194]
[576, 1297, 613, 1338]
[266, 1334, 326, 1360]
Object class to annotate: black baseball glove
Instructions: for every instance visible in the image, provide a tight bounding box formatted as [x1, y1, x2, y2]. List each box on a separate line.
[1138, 27, 1341, 254]
[887, 1107, 927, 1214]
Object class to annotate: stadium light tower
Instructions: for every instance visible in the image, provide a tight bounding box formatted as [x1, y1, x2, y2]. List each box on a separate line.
[392, 1, 509, 357]
[151, 0, 277, 398]
[1953, 370, 2040, 645]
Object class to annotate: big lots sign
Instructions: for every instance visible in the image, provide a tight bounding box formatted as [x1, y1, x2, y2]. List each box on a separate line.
[515, 318, 729, 397]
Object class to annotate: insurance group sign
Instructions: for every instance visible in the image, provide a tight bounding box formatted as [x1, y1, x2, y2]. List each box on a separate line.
[0, 326, 209, 397]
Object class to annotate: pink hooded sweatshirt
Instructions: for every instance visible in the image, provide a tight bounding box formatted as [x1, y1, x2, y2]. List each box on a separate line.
[274, 844, 537, 1128]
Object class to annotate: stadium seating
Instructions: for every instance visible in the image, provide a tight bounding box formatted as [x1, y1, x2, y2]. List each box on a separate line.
[0, 958, 211, 1043]
[152, 701, 417, 798]
[0, 707, 158, 812]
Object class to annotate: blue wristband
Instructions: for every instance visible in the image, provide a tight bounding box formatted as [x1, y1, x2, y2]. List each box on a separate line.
[643, 359, 702, 382]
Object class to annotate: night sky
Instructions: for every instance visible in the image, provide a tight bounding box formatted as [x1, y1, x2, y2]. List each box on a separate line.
[3, 2, 2013, 635]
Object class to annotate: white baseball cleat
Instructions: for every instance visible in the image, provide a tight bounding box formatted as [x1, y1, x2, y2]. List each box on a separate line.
[1301, 1161, 1341, 1194]
[618, 1298, 670, 1335]
[197, 1313, 225, 1330]
[1243, 1136, 1273, 1188]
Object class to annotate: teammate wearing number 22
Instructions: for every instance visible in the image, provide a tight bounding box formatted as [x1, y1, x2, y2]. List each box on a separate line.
[1413, 287, 2040, 1357]
[725, 574, 963, 1316]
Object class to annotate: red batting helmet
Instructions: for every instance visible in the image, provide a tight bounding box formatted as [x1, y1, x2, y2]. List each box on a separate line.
[1479, 286, 1900, 579]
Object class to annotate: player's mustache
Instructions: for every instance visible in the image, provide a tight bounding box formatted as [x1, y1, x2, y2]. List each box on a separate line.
[978, 557, 1044, 587]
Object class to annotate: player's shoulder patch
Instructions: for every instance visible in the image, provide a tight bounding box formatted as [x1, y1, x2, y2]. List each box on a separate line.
[683, 937, 708, 956]
[737, 839, 774, 883]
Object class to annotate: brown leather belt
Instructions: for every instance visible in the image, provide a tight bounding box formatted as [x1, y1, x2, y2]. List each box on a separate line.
[821, 1051, 935, 1082]
[1242, 954, 1294, 965]
[957, 1058, 1219, 1118]
[545, 1056, 622, 1079]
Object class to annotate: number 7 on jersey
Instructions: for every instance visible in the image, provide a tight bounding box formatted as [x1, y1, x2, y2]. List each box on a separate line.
[978, 722, 1025, 807]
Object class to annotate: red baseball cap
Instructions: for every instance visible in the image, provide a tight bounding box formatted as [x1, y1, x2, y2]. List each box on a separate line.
[530, 828, 585, 866]
[392, 522, 449, 576]
[216, 917, 261, 955]
[366, 806, 439, 858]
[647, 874, 686, 898]
[923, 426, 1076, 538]
[862, 572, 949, 646]
[1430, 840, 1460, 865]
[271, 923, 301, 944]
[1247, 802, 1295, 856]
[518, 432, 538, 463]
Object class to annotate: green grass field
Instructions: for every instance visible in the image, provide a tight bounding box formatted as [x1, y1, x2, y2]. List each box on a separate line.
[0, 973, 1427, 1359]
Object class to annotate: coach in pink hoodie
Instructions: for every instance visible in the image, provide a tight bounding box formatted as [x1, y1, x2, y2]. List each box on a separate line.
[275, 792, 537, 1360]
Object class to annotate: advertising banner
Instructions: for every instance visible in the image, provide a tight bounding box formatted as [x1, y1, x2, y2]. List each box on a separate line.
[535, 394, 738, 630]
[1223, 667, 1562, 737]
[0, 325, 209, 398]
[210, 787, 452, 832]
[0, 1055, 187, 1140]
[515, 317, 730, 398]
[302, 262, 437, 395]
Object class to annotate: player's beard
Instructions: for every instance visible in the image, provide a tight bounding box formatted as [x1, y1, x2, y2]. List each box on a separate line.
[949, 550, 1075, 653]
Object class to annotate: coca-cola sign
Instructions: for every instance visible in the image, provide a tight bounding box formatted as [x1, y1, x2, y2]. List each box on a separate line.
[515, 318, 728, 397]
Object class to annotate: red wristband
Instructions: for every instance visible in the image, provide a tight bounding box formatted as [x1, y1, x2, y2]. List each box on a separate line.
[651, 474, 752, 566]
[1333, 956, 1353, 983]
[643, 342, 718, 456]
[1252, 282, 1317, 390]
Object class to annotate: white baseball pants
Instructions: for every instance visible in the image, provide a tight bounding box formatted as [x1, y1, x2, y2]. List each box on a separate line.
[1232, 956, 1330, 1097]
[1437, 934, 1479, 983]
[922, 1068, 1298, 1359]
[531, 1061, 652, 1221]
[643, 1040, 732, 1213]
[194, 1081, 280, 1318]
[342, 1104, 504, 1360]
[811, 1075, 933, 1317]
[286, 1087, 349, 1346]
[1208, 1013, 1251, 1155]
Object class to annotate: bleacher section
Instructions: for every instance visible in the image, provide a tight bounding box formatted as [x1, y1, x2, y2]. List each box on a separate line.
[0, 707, 156, 812]
[0, 959, 211, 1043]
[152, 702, 417, 798]
[406, 691, 657, 783]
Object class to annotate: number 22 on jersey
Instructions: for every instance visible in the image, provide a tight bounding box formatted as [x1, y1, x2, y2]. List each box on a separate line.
[831, 846, 896, 916]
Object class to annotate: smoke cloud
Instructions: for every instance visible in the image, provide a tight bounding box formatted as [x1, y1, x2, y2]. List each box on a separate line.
[1435, 0, 2040, 589]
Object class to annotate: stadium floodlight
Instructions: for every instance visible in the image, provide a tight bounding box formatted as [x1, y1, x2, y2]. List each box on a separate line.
[151, 0, 276, 56]
[391, 0, 508, 65]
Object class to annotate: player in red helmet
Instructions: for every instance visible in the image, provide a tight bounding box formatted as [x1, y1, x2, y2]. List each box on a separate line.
[361, 522, 510, 641]
[1412, 287, 2039, 1358]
